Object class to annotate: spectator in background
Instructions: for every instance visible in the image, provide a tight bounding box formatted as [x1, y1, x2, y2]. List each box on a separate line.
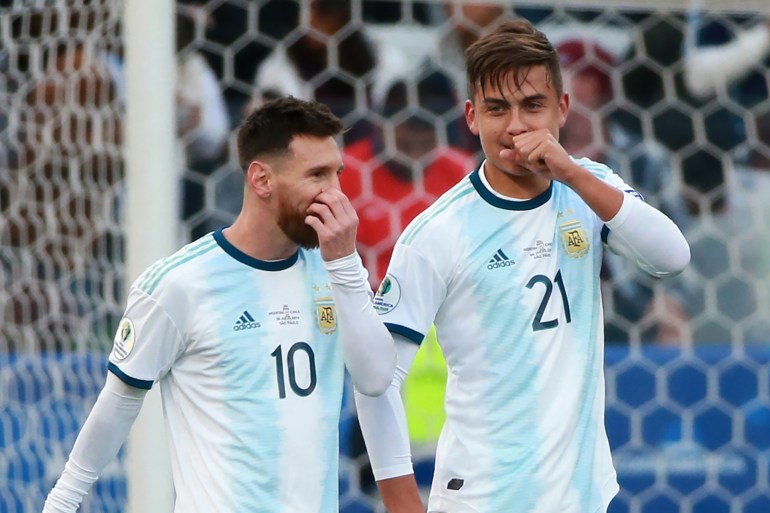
[249, 0, 380, 144]
[2, 5, 125, 351]
[683, 14, 770, 162]
[175, 4, 232, 238]
[341, 72, 475, 288]
[680, 9, 770, 343]
[683, 11, 770, 172]
[437, 2, 506, 101]
[418, 2, 508, 154]
[175, 4, 229, 169]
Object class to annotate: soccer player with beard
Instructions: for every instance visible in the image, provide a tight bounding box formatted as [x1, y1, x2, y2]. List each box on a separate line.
[43, 97, 396, 513]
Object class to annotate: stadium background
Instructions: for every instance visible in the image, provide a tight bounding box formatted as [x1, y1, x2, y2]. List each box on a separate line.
[2, 0, 770, 512]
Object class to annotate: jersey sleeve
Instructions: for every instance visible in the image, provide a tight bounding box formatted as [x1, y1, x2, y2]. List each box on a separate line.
[575, 157, 645, 245]
[107, 285, 186, 389]
[373, 242, 447, 345]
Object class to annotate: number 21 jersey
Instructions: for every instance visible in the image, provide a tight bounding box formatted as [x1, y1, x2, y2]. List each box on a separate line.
[375, 159, 630, 513]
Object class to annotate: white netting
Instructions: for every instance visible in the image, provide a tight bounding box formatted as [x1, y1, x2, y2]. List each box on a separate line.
[1, 1, 769, 512]
[1, 1, 126, 509]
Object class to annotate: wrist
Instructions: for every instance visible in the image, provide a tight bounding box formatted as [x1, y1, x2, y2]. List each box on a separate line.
[323, 251, 369, 288]
[558, 161, 591, 188]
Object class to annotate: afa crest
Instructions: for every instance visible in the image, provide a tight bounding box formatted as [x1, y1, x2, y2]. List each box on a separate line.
[559, 220, 590, 258]
[314, 297, 337, 334]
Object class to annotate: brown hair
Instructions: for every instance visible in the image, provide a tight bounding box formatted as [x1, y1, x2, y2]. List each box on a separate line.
[465, 19, 562, 101]
[237, 96, 343, 170]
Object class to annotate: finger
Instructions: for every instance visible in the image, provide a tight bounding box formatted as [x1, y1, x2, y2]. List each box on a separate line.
[304, 213, 323, 232]
[316, 188, 356, 219]
[306, 201, 339, 227]
[314, 190, 359, 230]
[514, 136, 546, 164]
[331, 189, 357, 219]
[500, 148, 520, 161]
[305, 213, 333, 239]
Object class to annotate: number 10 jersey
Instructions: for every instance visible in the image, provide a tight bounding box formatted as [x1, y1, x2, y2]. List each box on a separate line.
[108, 228, 344, 513]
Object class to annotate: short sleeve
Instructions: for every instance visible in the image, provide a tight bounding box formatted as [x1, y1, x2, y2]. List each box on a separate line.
[373, 242, 446, 345]
[108, 286, 185, 390]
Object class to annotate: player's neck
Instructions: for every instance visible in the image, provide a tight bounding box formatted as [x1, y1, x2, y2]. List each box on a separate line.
[224, 211, 298, 262]
[482, 162, 551, 200]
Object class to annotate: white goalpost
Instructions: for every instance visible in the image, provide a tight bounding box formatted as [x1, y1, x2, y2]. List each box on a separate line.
[124, 1, 176, 512]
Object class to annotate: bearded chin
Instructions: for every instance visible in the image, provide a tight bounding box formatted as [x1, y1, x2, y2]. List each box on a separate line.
[277, 198, 319, 250]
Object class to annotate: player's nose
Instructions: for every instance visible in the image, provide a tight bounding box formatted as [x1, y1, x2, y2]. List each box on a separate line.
[506, 109, 527, 135]
[329, 171, 342, 191]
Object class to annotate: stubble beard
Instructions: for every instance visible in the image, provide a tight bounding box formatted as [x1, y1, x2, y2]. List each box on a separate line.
[276, 190, 320, 250]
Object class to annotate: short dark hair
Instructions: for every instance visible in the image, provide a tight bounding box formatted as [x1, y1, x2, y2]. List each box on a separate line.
[465, 19, 562, 101]
[237, 96, 344, 170]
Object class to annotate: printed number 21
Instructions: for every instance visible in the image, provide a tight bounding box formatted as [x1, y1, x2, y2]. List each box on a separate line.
[526, 270, 572, 332]
[271, 342, 317, 399]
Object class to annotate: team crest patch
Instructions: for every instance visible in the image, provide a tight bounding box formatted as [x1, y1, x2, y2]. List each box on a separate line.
[112, 317, 136, 360]
[560, 220, 590, 258]
[315, 297, 337, 334]
[373, 274, 401, 314]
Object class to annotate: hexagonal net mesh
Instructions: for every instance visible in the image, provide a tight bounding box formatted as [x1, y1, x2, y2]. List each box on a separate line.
[1, 1, 769, 512]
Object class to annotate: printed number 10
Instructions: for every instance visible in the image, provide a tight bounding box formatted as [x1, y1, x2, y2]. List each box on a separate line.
[271, 342, 317, 398]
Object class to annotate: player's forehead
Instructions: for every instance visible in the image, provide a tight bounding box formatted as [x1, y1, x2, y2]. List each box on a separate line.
[476, 65, 557, 102]
[286, 134, 342, 170]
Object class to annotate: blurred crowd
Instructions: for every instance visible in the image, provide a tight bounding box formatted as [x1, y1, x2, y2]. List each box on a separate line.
[2, 0, 770, 355]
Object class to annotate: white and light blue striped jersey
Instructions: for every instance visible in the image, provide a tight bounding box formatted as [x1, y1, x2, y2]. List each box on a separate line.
[374, 158, 631, 513]
[108, 228, 344, 513]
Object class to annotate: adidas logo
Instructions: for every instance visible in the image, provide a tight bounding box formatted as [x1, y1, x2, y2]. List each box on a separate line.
[487, 249, 515, 270]
[233, 310, 261, 331]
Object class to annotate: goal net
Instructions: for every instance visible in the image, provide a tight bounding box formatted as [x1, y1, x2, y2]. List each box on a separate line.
[1, 1, 769, 512]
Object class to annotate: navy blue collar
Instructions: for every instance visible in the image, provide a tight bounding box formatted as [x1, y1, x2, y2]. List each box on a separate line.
[213, 228, 299, 271]
[470, 162, 552, 210]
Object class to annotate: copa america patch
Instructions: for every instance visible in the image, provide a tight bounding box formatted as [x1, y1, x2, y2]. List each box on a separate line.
[111, 317, 136, 360]
[373, 274, 401, 314]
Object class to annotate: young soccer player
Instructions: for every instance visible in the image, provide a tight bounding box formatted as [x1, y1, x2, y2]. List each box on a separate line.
[354, 19, 691, 513]
[42, 97, 396, 513]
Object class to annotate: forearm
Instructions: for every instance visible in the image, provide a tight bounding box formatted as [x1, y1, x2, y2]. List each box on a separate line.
[354, 338, 419, 477]
[563, 163, 624, 222]
[43, 373, 147, 513]
[325, 252, 396, 396]
[355, 340, 423, 512]
[377, 475, 424, 513]
[605, 194, 690, 277]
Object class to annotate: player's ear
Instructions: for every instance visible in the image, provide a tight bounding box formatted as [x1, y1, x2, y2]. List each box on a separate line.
[247, 159, 272, 199]
[465, 99, 479, 136]
[558, 92, 570, 128]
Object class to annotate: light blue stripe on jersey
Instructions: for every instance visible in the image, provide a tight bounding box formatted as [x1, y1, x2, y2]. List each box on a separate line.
[574, 157, 612, 180]
[204, 249, 341, 513]
[137, 236, 218, 294]
[402, 178, 475, 245]
[461, 202, 541, 512]
[552, 183, 604, 511]
[203, 253, 281, 513]
[302, 253, 345, 513]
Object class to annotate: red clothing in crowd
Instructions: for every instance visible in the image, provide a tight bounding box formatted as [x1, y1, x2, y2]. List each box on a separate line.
[341, 138, 476, 288]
